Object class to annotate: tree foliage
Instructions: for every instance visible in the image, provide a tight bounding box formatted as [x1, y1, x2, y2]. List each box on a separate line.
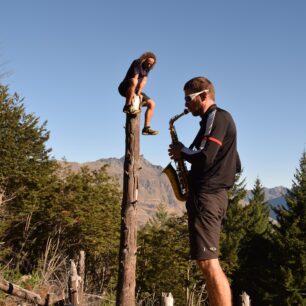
[0, 85, 55, 194]
[245, 177, 270, 236]
[56, 165, 121, 293]
[137, 204, 205, 305]
[0, 85, 121, 295]
[1, 84, 306, 304]
[0, 84, 57, 264]
[231, 178, 276, 305]
[220, 173, 247, 277]
[272, 151, 306, 305]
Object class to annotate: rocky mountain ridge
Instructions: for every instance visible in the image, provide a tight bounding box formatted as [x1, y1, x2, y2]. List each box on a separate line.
[60, 156, 185, 225]
[61, 156, 287, 224]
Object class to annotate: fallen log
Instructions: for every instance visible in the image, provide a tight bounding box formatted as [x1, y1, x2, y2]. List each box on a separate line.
[0, 274, 64, 305]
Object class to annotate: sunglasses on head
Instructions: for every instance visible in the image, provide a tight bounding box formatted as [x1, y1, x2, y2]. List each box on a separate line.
[184, 89, 209, 103]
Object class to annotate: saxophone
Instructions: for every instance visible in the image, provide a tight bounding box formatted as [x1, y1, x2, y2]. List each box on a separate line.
[162, 109, 189, 201]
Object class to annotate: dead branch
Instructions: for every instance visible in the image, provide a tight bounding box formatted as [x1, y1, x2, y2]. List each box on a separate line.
[0, 274, 65, 305]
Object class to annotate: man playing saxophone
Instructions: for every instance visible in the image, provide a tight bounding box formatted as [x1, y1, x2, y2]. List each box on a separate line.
[168, 76, 241, 306]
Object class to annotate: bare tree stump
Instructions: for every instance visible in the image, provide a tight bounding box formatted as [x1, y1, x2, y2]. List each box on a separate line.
[161, 292, 174, 306]
[240, 291, 251, 306]
[69, 259, 81, 305]
[78, 250, 85, 306]
[116, 112, 140, 306]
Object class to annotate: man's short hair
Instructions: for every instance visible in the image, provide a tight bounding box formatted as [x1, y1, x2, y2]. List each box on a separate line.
[138, 52, 157, 68]
[184, 77, 215, 101]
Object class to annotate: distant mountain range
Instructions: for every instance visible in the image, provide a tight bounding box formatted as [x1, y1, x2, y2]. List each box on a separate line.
[245, 186, 288, 219]
[60, 156, 288, 224]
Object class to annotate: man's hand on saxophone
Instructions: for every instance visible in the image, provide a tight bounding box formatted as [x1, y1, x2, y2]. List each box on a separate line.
[168, 142, 184, 161]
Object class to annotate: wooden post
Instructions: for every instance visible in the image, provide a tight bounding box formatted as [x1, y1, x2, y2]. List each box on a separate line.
[116, 112, 140, 306]
[69, 259, 80, 305]
[78, 250, 85, 306]
[161, 292, 174, 306]
[240, 291, 251, 306]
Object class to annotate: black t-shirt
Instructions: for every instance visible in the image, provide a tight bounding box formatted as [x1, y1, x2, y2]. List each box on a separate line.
[181, 104, 241, 193]
[122, 59, 150, 82]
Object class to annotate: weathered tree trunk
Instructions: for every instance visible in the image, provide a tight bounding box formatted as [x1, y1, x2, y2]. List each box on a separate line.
[116, 113, 140, 306]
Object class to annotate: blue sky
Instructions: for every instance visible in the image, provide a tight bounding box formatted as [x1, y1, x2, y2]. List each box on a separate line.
[1, 0, 305, 189]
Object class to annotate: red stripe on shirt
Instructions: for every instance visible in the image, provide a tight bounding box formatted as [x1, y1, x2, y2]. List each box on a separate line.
[203, 136, 223, 146]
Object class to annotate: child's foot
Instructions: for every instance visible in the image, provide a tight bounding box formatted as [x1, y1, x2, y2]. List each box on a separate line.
[142, 126, 159, 135]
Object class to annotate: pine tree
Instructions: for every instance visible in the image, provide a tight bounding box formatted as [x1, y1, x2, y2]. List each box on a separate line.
[148, 202, 169, 228]
[0, 85, 57, 265]
[54, 165, 122, 294]
[3, 163, 122, 293]
[0, 86, 122, 295]
[233, 178, 276, 305]
[137, 211, 204, 305]
[220, 172, 248, 277]
[245, 177, 270, 236]
[0, 85, 56, 194]
[272, 151, 306, 305]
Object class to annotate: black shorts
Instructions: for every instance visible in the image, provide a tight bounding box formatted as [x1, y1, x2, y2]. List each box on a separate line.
[118, 80, 151, 102]
[186, 189, 228, 260]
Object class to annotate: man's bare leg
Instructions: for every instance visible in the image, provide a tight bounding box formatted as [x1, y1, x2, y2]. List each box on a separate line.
[144, 99, 155, 127]
[197, 259, 232, 306]
[125, 79, 137, 107]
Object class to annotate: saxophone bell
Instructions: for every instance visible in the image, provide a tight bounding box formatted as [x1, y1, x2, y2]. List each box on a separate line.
[163, 162, 189, 201]
[162, 109, 190, 201]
